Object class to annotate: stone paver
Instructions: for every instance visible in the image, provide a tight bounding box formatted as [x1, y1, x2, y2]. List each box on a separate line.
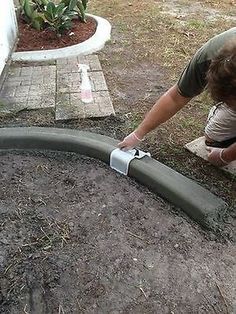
[56, 91, 113, 120]
[55, 55, 114, 120]
[0, 55, 115, 120]
[0, 65, 56, 110]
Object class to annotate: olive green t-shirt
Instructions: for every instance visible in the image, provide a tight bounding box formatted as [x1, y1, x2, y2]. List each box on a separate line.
[177, 27, 236, 98]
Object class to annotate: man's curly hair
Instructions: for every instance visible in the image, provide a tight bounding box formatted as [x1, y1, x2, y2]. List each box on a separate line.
[207, 40, 236, 104]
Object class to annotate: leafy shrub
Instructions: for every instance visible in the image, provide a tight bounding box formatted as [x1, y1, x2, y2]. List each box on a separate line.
[43, 1, 77, 35]
[61, 0, 88, 22]
[19, 0, 45, 30]
[19, 0, 89, 35]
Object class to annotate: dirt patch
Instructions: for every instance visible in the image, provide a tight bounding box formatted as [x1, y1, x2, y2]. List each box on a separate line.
[158, 0, 236, 22]
[16, 17, 96, 52]
[0, 150, 235, 313]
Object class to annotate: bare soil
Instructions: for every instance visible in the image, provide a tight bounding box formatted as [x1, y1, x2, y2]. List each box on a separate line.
[16, 17, 96, 52]
[0, 150, 235, 314]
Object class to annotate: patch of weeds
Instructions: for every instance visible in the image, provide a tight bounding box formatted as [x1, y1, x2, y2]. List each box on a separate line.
[225, 10, 236, 17]
[116, 21, 130, 32]
[195, 92, 213, 115]
[178, 116, 203, 133]
[187, 19, 207, 30]
[164, 143, 185, 156]
[90, 0, 129, 17]
[105, 39, 112, 46]
[126, 113, 143, 131]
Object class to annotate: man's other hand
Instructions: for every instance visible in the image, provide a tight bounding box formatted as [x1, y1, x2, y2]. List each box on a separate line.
[206, 147, 228, 167]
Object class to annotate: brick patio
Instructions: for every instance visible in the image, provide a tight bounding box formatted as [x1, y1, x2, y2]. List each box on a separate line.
[0, 55, 115, 121]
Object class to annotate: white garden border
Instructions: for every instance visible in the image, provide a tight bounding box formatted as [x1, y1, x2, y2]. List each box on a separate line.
[12, 14, 111, 62]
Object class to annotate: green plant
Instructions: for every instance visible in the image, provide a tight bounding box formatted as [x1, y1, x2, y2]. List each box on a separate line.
[32, 0, 49, 11]
[19, 0, 45, 30]
[19, 0, 89, 34]
[61, 0, 88, 22]
[43, 1, 77, 35]
[76, 0, 88, 22]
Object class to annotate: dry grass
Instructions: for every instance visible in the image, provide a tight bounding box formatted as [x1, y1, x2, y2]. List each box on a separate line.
[90, 0, 236, 67]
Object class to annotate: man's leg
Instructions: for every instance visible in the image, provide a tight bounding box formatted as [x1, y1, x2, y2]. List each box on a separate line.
[204, 102, 236, 148]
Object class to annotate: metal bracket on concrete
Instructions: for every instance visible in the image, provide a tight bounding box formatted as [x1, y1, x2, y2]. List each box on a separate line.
[110, 148, 151, 175]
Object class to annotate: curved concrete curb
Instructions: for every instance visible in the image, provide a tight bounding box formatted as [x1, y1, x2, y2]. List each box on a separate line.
[0, 127, 227, 227]
[12, 14, 111, 62]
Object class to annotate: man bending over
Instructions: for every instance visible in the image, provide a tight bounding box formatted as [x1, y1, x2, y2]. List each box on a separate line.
[119, 28, 236, 167]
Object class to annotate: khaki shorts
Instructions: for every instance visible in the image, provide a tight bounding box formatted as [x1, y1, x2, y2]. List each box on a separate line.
[205, 102, 236, 145]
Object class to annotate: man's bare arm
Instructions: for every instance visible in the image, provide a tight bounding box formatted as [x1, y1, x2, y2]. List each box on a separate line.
[134, 84, 192, 139]
[118, 84, 192, 149]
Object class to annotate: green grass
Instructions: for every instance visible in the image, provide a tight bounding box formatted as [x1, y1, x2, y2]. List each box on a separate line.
[187, 19, 207, 30]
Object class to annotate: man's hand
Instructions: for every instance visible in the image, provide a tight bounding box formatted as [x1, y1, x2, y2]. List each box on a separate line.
[118, 85, 191, 151]
[118, 131, 142, 150]
[206, 147, 228, 167]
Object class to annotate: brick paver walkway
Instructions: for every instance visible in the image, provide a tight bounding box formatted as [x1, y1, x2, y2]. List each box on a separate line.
[0, 55, 115, 120]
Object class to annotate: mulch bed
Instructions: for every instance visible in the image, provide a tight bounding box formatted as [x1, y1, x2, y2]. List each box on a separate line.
[16, 17, 97, 52]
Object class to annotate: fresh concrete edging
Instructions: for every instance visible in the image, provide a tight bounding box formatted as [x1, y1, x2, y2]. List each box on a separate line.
[0, 127, 227, 227]
[12, 14, 111, 62]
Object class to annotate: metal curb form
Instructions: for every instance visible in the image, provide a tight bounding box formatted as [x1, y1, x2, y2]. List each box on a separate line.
[12, 14, 111, 62]
[0, 127, 227, 227]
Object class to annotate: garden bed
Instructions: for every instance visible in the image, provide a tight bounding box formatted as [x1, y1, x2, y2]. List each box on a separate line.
[16, 16, 97, 52]
[12, 14, 111, 61]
